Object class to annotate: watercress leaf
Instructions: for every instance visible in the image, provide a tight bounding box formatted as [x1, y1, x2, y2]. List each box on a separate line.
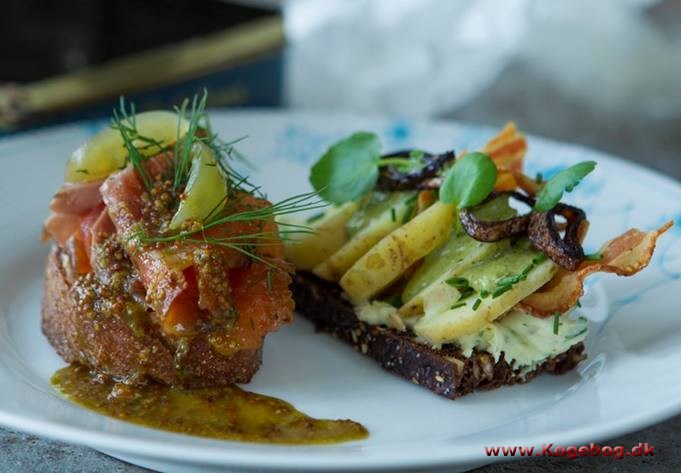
[439, 152, 497, 207]
[309, 132, 381, 204]
[534, 161, 596, 212]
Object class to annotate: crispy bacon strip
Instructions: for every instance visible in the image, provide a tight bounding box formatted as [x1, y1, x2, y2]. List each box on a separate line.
[519, 221, 673, 316]
[486, 122, 526, 173]
[485, 122, 527, 192]
[418, 123, 528, 191]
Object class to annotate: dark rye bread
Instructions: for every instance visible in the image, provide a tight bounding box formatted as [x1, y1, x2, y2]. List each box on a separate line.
[292, 271, 586, 399]
[42, 247, 262, 388]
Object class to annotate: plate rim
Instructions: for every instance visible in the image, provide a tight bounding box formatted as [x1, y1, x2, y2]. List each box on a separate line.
[1, 109, 680, 470]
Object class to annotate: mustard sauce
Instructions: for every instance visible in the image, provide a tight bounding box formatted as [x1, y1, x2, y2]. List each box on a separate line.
[52, 365, 368, 445]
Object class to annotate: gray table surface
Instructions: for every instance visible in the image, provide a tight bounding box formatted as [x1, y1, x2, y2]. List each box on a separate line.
[2, 59, 680, 472]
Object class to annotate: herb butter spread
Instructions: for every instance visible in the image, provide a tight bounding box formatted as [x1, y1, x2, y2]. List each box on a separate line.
[356, 301, 588, 373]
[453, 309, 587, 372]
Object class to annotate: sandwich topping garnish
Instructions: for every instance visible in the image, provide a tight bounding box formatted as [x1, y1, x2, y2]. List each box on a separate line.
[43, 95, 376, 442]
[45, 91, 322, 353]
[288, 122, 671, 373]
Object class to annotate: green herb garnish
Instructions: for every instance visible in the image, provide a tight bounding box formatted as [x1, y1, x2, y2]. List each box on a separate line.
[138, 191, 323, 270]
[492, 253, 547, 298]
[173, 90, 208, 193]
[390, 207, 397, 222]
[445, 277, 470, 289]
[439, 152, 497, 208]
[584, 252, 603, 261]
[565, 327, 587, 340]
[491, 285, 513, 298]
[472, 298, 482, 310]
[309, 132, 382, 204]
[553, 313, 561, 335]
[445, 277, 477, 302]
[534, 161, 596, 212]
[306, 212, 325, 224]
[457, 286, 476, 302]
[110, 97, 165, 192]
[309, 135, 438, 204]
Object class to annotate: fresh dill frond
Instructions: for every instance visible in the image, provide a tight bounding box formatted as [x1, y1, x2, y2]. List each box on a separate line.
[110, 97, 165, 192]
[173, 89, 208, 193]
[139, 232, 305, 271]
[202, 191, 326, 231]
[136, 190, 324, 267]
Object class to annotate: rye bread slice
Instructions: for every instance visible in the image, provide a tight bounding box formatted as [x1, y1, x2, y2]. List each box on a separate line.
[42, 246, 262, 387]
[292, 271, 586, 399]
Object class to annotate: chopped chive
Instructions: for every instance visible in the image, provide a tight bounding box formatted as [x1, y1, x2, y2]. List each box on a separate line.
[576, 299, 582, 308]
[565, 327, 587, 340]
[456, 286, 476, 301]
[390, 207, 397, 222]
[445, 277, 470, 288]
[480, 290, 490, 298]
[472, 299, 482, 310]
[450, 301, 466, 310]
[490, 252, 547, 297]
[497, 274, 522, 286]
[76, 168, 90, 174]
[492, 285, 512, 298]
[553, 312, 561, 335]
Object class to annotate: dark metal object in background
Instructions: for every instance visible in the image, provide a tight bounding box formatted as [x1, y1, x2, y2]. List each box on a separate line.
[0, 0, 284, 133]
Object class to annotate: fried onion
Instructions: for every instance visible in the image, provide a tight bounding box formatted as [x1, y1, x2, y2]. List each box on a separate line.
[375, 150, 456, 191]
[459, 192, 534, 242]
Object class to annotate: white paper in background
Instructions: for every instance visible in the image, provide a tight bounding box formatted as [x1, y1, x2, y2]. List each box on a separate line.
[284, 0, 681, 118]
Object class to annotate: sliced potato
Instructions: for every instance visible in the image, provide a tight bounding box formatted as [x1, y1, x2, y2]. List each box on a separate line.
[66, 111, 190, 183]
[169, 142, 228, 229]
[340, 201, 456, 302]
[283, 202, 359, 270]
[399, 234, 508, 315]
[413, 258, 557, 344]
[312, 193, 415, 281]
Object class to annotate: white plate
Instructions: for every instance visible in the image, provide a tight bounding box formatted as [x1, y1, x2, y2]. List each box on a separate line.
[1, 111, 680, 473]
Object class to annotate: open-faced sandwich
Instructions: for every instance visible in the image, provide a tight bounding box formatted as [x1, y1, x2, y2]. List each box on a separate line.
[285, 123, 671, 399]
[42, 96, 305, 387]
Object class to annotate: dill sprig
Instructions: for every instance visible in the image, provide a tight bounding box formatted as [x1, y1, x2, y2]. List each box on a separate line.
[136, 191, 325, 268]
[173, 90, 208, 193]
[113, 91, 326, 267]
[110, 97, 165, 192]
